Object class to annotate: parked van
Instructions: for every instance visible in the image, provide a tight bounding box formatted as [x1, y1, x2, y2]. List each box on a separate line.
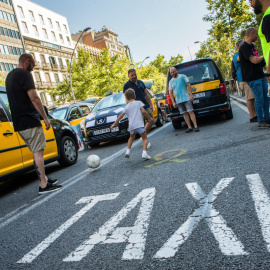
[166, 58, 233, 129]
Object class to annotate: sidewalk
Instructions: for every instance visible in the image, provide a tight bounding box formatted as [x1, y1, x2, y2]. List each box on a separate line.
[230, 92, 247, 106]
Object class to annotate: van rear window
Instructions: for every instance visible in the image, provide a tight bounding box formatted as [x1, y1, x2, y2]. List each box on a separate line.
[169, 61, 219, 85]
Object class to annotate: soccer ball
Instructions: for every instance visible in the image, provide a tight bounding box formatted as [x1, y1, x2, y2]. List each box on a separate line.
[86, 155, 100, 169]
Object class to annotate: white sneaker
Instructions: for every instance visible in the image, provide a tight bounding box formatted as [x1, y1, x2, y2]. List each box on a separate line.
[147, 141, 151, 149]
[125, 151, 130, 158]
[142, 153, 151, 160]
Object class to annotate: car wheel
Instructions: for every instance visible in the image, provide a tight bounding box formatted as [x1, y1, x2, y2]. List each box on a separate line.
[89, 141, 100, 148]
[58, 136, 78, 167]
[225, 107, 233, 120]
[172, 119, 181, 129]
[156, 110, 164, 127]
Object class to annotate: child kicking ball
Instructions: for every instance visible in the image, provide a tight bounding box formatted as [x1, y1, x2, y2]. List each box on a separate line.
[110, 88, 154, 160]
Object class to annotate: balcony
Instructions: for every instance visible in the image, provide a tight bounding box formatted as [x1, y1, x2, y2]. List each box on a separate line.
[35, 81, 47, 89]
[51, 64, 60, 71]
[47, 82, 59, 88]
[34, 61, 42, 70]
[41, 62, 51, 70]
[60, 66, 68, 72]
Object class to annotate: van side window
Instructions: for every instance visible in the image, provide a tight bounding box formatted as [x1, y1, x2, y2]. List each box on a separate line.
[0, 93, 11, 114]
[0, 103, 8, 122]
[69, 107, 81, 119]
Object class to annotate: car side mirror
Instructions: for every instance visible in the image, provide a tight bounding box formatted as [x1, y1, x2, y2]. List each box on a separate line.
[69, 114, 77, 121]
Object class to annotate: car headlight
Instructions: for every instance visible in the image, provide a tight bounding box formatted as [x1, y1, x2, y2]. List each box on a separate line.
[120, 114, 128, 123]
[80, 119, 86, 134]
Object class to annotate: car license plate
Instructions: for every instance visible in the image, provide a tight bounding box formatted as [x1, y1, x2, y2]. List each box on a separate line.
[194, 92, 205, 99]
[193, 100, 199, 104]
[93, 127, 119, 135]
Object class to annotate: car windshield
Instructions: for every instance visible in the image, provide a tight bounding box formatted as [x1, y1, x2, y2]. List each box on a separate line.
[0, 92, 11, 113]
[50, 107, 68, 120]
[168, 61, 219, 85]
[144, 82, 153, 89]
[155, 93, 165, 100]
[92, 92, 126, 112]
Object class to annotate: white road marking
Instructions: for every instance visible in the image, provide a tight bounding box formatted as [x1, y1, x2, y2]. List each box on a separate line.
[231, 100, 249, 114]
[154, 178, 248, 258]
[0, 123, 170, 231]
[63, 188, 156, 262]
[246, 174, 270, 252]
[17, 193, 119, 264]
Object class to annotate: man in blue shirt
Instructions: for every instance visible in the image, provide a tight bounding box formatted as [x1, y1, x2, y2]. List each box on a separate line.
[233, 40, 257, 122]
[169, 67, 199, 133]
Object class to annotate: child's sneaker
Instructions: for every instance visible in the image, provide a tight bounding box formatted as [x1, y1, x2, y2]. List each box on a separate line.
[125, 150, 130, 158]
[142, 153, 151, 160]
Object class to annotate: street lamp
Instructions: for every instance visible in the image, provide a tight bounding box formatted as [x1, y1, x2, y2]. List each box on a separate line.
[69, 27, 91, 103]
[139, 56, 150, 68]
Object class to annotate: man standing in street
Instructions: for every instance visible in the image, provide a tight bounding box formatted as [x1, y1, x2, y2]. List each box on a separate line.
[250, 0, 270, 77]
[233, 40, 257, 122]
[169, 67, 199, 133]
[5, 53, 62, 194]
[123, 69, 154, 149]
[239, 28, 270, 128]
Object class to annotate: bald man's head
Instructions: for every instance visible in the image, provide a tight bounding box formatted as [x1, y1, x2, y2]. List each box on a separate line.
[170, 67, 178, 78]
[245, 27, 258, 43]
[18, 53, 35, 72]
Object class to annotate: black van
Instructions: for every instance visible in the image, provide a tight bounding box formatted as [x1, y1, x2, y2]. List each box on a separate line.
[166, 58, 233, 129]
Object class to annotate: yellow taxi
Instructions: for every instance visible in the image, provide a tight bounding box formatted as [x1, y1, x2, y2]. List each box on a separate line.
[142, 79, 163, 127]
[0, 86, 79, 182]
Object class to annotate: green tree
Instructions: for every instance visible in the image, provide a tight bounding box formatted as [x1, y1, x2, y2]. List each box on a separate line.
[0, 73, 5, 86]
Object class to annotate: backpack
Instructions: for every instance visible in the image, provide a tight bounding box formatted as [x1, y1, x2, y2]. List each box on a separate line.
[231, 60, 237, 80]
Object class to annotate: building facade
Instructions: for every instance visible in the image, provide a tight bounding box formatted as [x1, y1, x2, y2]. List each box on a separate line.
[72, 28, 127, 57]
[12, 0, 74, 106]
[0, 0, 24, 78]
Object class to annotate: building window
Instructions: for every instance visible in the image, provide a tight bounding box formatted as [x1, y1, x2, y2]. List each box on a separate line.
[63, 24, 68, 34]
[40, 54, 46, 63]
[56, 21, 61, 31]
[54, 73, 59, 83]
[66, 36, 71, 46]
[42, 28, 48, 39]
[22, 22, 29, 34]
[18, 6, 25, 18]
[49, 56, 57, 68]
[58, 58, 63, 68]
[33, 25, 39, 36]
[59, 34, 64, 44]
[44, 72, 51, 82]
[39, 14, 44, 25]
[48, 18, 53, 28]
[51, 31, 56, 41]
[29, 10, 35, 22]
[34, 71, 41, 82]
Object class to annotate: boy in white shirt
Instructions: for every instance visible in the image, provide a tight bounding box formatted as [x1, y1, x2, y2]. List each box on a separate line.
[110, 88, 154, 160]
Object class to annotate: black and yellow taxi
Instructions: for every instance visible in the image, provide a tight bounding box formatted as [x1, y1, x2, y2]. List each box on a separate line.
[142, 79, 164, 127]
[0, 86, 78, 182]
[166, 58, 233, 129]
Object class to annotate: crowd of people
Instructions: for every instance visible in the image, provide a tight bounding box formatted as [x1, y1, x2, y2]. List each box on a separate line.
[232, 0, 270, 128]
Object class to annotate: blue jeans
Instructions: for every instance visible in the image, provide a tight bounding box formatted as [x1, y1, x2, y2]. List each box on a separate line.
[247, 77, 269, 123]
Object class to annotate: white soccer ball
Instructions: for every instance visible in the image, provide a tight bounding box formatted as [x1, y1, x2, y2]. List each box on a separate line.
[86, 155, 100, 169]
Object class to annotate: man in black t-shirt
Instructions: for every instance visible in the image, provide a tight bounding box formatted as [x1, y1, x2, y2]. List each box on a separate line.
[5, 54, 62, 194]
[123, 69, 154, 149]
[239, 28, 270, 128]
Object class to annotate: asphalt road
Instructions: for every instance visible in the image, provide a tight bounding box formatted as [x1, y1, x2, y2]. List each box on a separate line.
[1, 100, 270, 269]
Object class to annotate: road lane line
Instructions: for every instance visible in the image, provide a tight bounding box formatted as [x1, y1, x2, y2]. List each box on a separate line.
[154, 177, 248, 258]
[63, 188, 156, 262]
[17, 193, 119, 264]
[246, 174, 270, 252]
[0, 123, 170, 230]
[231, 100, 249, 114]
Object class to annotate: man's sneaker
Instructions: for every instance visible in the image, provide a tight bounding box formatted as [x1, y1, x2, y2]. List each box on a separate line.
[185, 128, 193, 133]
[39, 183, 62, 194]
[142, 153, 151, 160]
[194, 127, 200, 132]
[147, 141, 151, 149]
[258, 122, 270, 129]
[47, 177, 58, 184]
[125, 151, 130, 158]
[250, 117, 258, 123]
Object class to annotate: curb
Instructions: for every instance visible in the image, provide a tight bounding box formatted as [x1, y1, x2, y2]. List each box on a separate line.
[230, 95, 247, 106]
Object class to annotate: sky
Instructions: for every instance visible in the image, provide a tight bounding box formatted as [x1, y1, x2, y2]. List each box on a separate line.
[32, 0, 211, 65]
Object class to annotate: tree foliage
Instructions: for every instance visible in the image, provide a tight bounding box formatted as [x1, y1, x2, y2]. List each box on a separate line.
[196, 0, 259, 79]
[0, 74, 5, 87]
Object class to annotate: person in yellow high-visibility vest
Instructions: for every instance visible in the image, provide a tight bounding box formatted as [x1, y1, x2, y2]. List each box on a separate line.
[250, 0, 270, 78]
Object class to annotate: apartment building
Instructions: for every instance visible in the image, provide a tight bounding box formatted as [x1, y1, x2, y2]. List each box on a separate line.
[12, 0, 74, 106]
[0, 0, 24, 77]
[72, 28, 127, 57]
